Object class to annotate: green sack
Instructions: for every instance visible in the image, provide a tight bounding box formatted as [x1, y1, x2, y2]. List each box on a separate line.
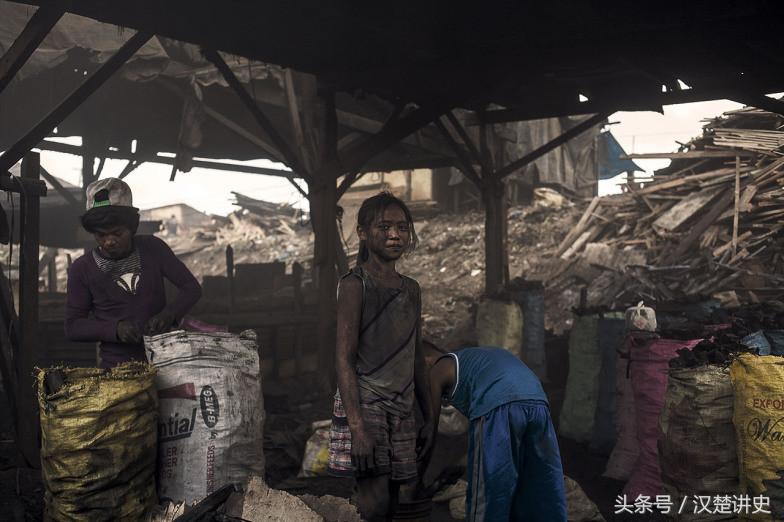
[37, 362, 158, 521]
[559, 314, 601, 442]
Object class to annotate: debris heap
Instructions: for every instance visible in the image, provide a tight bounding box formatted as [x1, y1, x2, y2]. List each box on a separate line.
[165, 194, 313, 280]
[398, 188, 582, 338]
[548, 106, 784, 308]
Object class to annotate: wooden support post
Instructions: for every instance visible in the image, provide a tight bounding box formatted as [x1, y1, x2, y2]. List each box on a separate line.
[81, 140, 96, 204]
[292, 262, 304, 375]
[336, 220, 349, 276]
[0, 265, 19, 430]
[311, 86, 340, 393]
[310, 181, 338, 390]
[17, 152, 41, 468]
[732, 155, 741, 257]
[480, 121, 508, 294]
[226, 245, 234, 315]
[0, 6, 64, 95]
[483, 179, 508, 294]
[47, 254, 57, 292]
[0, 31, 152, 172]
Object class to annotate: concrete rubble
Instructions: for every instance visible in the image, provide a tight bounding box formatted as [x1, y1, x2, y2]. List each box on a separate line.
[225, 476, 323, 521]
[299, 494, 362, 522]
[223, 476, 362, 522]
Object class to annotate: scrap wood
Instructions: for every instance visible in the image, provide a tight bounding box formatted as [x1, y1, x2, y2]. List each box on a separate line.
[671, 189, 734, 260]
[546, 104, 784, 306]
[713, 231, 753, 258]
[652, 186, 721, 233]
[555, 196, 599, 257]
[739, 185, 759, 212]
[633, 167, 735, 195]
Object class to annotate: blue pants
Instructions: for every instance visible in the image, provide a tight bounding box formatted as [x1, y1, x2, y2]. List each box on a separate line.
[466, 401, 566, 521]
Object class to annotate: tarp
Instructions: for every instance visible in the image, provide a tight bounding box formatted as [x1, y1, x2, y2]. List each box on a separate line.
[597, 131, 642, 180]
[504, 116, 602, 198]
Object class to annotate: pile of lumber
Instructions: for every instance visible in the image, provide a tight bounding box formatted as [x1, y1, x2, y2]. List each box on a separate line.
[548, 105, 784, 304]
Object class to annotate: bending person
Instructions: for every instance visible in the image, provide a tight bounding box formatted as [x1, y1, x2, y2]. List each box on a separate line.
[422, 345, 566, 521]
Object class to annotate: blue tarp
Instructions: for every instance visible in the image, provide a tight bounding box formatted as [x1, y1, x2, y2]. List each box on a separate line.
[598, 131, 642, 180]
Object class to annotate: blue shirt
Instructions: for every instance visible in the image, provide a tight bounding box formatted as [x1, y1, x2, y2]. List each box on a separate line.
[444, 347, 547, 420]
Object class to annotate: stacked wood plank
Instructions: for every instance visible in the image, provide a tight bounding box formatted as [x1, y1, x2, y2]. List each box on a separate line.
[548, 106, 784, 305]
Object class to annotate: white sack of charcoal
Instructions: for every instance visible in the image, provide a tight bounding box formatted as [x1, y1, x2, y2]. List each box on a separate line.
[145, 330, 265, 505]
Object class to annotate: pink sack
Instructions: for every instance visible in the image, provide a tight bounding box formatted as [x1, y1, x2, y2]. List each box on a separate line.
[623, 336, 702, 500]
[179, 316, 228, 333]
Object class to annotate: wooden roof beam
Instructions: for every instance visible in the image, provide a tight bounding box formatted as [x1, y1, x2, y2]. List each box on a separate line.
[445, 111, 482, 166]
[34, 139, 297, 179]
[0, 5, 64, 95]
[118, 159, 143, 180]
[316, 102, 451, 182]
[38, 166, 80, 211]
[203, 49, 312, 183]
[0, 31, 152, 173]
[433, 118, 483, 189]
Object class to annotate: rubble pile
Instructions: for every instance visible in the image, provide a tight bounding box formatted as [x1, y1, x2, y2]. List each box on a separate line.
[166, 200, 314, 280]
[548, 106, 784, 312]
[398, 188, 582, 339]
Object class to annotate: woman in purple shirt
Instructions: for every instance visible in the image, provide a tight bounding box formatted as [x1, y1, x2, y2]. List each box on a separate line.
[65, 178, 201, 368]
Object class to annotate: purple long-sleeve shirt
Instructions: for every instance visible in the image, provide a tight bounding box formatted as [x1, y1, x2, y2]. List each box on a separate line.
[65, 235, 202, 367]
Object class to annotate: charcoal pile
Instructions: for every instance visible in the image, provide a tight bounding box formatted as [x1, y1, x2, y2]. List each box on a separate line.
[715, 300, 784, 336]
[669, 332, 750, 369]
[547, 104, 784, 310]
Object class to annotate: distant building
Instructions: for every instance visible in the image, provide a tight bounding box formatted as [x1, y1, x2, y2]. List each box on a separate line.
[140, 203, 211, 232]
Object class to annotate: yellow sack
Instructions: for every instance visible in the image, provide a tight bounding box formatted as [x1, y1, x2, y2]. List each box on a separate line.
[731, 354, 784, 521]
[37, 362, 158, 522]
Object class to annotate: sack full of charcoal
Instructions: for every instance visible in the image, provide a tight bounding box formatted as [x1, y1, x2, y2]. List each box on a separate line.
[145, 330, 264, 504]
